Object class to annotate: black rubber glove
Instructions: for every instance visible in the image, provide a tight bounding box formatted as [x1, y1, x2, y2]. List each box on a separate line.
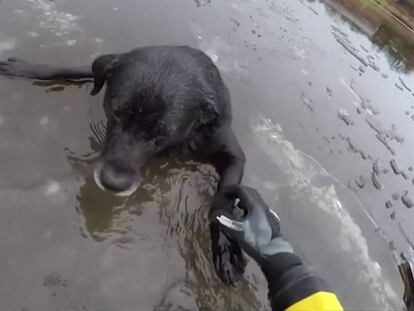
[210, 185, 294, 268]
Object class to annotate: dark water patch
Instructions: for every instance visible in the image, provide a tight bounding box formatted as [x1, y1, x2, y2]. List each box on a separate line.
[333, 31, 368, 66]
[368, 60, 380, 71]
[43, 274, 68, 288]
[32, 80, 86, 88]
[373, 159, 381, 175]
[371, 23, 414, 72]
[326, 0, 414, 72]
[308, 5, 319, 15]
[399, 77, 412, 92]
[323, 136, 331, 144]
[338, 109, 354, 125]
[360, 98, 380, 115]
[331, 25, 349, 38]
[366, 54, 375, 61]
[390, 159, 408, 179]
[338, 132, 370, 159]
[376, 133, 396, 155]
[401, 191, 414, 208]
[350, 64, 359, 71]
[365, 116, 404, 156]
[301, 92, 314, 111]
[326, 86, 333, 99]
[355, 174, 366, 188]
[46, 86, 65, 93]
[371, 171, 384, 190]
[193, 0, 211, 8]
[230, 18, 240, 28]
[392, 192, 401, 201]
[373, 158, 389, 175]
[345, 137, 368, 159]
[395, 83, 405, 91]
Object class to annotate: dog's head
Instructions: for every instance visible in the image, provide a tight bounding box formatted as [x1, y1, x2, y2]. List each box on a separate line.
[90, 54, 167, 196]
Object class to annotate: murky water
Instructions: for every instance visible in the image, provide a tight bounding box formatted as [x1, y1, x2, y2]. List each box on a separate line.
[0, 0, 413, 310]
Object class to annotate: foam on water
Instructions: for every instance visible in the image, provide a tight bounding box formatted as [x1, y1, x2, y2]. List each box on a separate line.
[26, 0, 81, 37]
[251, 116, 400, 307]
[39, 116, 50, 126]
[0, 39, 17, 56]
[44, 180, 61, 196]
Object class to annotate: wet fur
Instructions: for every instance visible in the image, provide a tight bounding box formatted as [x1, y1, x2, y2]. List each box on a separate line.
[0, 45, 246, 284]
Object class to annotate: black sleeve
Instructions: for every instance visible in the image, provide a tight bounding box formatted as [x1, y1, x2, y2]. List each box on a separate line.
[207, 125, 245, 190]
[261, 253, 332, 311]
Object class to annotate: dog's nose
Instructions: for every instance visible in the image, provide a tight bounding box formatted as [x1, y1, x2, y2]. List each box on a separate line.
[100, 163, 134, 193]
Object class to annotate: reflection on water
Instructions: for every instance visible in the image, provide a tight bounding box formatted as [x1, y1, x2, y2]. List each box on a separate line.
[66, 132, 266, 310]
[324, 0, 414, 71]
[2, 0, 414, 308]
[156, 160, 263, 310]
[67, 133, 156, 243]
[372, 23, 414, 71]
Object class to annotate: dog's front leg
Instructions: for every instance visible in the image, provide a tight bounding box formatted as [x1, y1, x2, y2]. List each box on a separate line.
[204, 125, 247, 285]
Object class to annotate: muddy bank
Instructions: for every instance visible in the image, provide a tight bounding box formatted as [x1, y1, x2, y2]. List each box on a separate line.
[326, 0, 414, 70]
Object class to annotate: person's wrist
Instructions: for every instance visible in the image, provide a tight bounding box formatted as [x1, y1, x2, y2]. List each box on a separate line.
[257, 238, 299, 281]
[259, 252, 303, 291]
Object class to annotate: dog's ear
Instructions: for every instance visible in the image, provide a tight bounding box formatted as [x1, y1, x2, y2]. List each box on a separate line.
[90, 54, 119, 96]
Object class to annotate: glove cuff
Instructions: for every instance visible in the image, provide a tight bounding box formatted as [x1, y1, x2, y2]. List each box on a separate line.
[261, 253, 331, 311]
[260, 252, 302, 282]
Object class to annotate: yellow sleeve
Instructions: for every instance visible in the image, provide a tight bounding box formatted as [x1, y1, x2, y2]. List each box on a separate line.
[286, 291, 343, 311]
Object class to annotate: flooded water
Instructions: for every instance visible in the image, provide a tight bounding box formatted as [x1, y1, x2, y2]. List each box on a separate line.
[0, 0, 413, 310]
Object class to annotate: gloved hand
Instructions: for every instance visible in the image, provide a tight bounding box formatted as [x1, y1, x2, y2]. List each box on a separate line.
[210, 185, 294, 269]
[211, 185, 337, 311]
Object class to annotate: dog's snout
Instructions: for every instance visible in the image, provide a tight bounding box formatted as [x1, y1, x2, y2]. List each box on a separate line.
[100, 163, 135, 193]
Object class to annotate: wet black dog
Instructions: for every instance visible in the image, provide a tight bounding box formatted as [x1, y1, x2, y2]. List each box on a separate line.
[0, 45, 246, 284]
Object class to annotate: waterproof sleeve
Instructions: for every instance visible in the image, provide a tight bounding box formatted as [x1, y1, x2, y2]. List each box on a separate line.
[261, 253, 343, 311]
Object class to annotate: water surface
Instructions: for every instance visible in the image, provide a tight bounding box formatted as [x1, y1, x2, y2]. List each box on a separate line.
[0, 0, 413, 309]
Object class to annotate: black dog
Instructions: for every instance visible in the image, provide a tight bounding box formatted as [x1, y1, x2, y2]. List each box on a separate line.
[0, 45, 246, 284]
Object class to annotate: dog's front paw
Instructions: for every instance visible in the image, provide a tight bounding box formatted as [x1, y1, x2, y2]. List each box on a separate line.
[210, 222, 246, 285]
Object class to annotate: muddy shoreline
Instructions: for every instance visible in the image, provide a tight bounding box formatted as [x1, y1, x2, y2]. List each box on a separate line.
[326, 0, 414, 70]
